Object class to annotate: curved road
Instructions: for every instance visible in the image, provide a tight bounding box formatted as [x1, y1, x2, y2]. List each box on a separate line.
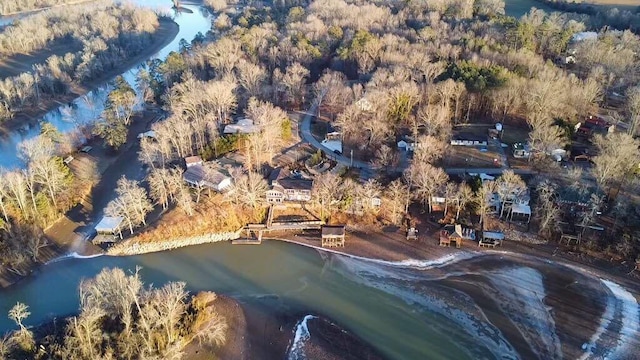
[298, 101, 535, 178]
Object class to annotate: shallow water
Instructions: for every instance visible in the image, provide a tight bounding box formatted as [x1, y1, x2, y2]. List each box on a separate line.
[0, 241, 638, 360]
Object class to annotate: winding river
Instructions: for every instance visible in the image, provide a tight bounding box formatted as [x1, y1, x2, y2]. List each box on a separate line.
[0, 0, 212, 168]
[0, 241, 639, 360]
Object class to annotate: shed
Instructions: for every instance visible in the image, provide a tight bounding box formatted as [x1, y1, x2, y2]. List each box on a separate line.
[479, 231, 504, 248]
[509, 204, 531, 223]
[321, 225, 346, 247]
[406, 227, 418, 241]
[95, 216, 124, 240]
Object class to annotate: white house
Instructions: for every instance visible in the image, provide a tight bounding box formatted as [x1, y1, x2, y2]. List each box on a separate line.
[356, 98, 373, 111]
[266, 168, 313, 203]
[183, 157, 232, 192]
[571, 31, 598, 43]
[223, 118, 259, 135]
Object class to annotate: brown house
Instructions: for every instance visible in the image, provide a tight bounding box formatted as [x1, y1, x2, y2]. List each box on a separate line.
[266, 167, 313, 203]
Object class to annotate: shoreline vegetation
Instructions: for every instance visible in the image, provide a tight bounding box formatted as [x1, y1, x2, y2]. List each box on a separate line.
[0, 17, 179, 131]
[532, 0, 640, 31]
[0, 266, 387, 360]
[0, 3, 179, 132]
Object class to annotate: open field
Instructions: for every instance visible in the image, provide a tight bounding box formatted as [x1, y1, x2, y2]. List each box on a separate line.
[443, 145, 503, 168]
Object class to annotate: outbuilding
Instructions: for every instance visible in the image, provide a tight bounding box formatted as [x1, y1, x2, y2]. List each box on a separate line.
[321, 225, 346, 247]
[94, 216, 124, 243]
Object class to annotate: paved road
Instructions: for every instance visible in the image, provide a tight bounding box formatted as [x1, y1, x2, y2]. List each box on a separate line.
[298, 104, 378, 179]
[298, 101, 536, 179]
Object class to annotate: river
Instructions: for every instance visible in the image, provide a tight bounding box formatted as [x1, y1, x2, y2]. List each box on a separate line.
[0, 0, 212, 168]
[0, 241, 639, 359]
[2, 2, 638, 359]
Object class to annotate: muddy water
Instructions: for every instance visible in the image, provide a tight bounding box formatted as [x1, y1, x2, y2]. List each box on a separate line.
[1, 241, 638, 360]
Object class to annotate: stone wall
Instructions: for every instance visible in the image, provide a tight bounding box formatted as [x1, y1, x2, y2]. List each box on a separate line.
[107, 231, 242, 256]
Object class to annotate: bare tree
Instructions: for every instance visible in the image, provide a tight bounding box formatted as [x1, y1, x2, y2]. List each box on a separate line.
[496, 170, 527, 219]
[477, 180, 497, 226]
[236, 59, 267, 99]
[535, 180, 560, 239]
[8, 302, 30, 333]
[273, 62, 309, 107]
[412, 163, 448, 213]
[456, 182, 474, 220]
[591, 133, 640, 191]
[384, 179, 409, 224]
[312, 172, 342, 220]
[626, 86, 640, 136]
[229, 170, 267, 210]
[106, 177, 153, 234]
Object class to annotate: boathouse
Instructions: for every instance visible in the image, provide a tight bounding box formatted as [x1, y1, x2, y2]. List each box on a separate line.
[321, 225, 346, 247]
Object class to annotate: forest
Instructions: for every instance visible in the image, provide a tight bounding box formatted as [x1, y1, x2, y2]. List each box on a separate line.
[1, 0, 639, 292]
[0, 0, 162, 123]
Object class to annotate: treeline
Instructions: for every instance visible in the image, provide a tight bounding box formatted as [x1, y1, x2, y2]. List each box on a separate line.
[0, 126, 97, 274]
[0, 268, 228, 359]
[0, 0, 85, 15]
[0, 1, 162, 123]
[533, 0, 640, 32]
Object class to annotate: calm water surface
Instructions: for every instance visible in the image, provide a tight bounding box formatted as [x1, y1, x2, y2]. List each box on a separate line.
[0, 242, 476, 360]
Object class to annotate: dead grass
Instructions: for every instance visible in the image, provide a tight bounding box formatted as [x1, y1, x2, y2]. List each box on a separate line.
[133, 196, 263, 244]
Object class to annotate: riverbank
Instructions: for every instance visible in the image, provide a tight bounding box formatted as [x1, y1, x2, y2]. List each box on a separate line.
[0, 17, 179, 132]
[15, 290, 385, 360]
[107, 231, 242, 256]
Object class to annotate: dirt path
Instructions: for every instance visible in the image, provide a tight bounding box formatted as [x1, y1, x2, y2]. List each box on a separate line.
[44, 109, 160, 255]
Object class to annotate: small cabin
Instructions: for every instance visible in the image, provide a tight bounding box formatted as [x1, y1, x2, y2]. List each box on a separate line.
[94, 216, 124, 244]
[321, 225, 346, 247]
[406, 227, 418, 241]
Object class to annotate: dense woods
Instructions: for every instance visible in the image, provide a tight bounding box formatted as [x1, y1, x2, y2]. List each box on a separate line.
[1, 0, 639, 293]
[0, 0, 162, 123]
[0, 0, 84, 15]
[0, 268, 228, 359]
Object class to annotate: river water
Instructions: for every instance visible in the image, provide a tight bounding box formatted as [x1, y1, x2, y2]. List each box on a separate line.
[2, 2, 638, 359]
[0, 241, 639, 360]
[0, 1, 211, 168]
